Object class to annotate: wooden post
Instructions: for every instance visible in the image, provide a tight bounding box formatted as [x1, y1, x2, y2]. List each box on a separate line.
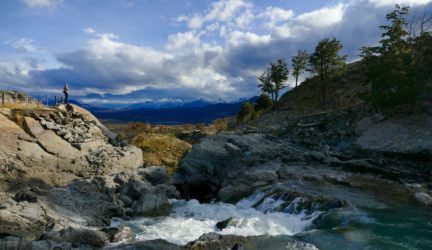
[60, 96, 63, 104]
[54, 96, 57, 106]
[2, 90, 4, 107]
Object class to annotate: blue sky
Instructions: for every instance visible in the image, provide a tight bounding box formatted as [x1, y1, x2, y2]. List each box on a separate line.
[0, 0, 431, 106]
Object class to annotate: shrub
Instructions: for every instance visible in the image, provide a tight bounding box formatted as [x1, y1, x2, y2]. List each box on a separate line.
[254, 94, 273, 111]
[237, 102, 254, 122]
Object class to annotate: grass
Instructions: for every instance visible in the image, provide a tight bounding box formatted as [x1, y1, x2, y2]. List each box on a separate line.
[1, 102, 51, 111]
[132, 133, 192, 174]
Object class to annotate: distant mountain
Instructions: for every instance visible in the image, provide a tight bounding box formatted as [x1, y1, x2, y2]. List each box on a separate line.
[92, 97, 258, 124]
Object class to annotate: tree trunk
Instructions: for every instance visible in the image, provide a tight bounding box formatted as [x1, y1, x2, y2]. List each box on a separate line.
[320, 78, 327, 107]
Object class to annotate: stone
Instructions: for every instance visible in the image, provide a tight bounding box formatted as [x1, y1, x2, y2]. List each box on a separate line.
[216, 217, 235, 231]
[119, 194, 133, 207]
[0, 236, 31, 250]
[414, 192, 432, 207]
[225, 142, 242, 156]
[139, 166, 169, 185]
[43, 227, 110, 248]
[131, 189, 171, 216]
[14, 190, 37, 203]
[126, 180, 149, 200]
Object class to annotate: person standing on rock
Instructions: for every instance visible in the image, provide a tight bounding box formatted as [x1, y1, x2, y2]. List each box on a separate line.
[63, 83, 70, 104]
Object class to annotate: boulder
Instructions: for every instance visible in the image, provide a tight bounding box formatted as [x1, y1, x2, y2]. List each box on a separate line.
[139, 166, 169, 185]
[414, 192, 432, 207]
[43, 227, 111, 248]
[131, 188, 171, 216]
[0, 236, 31, 250]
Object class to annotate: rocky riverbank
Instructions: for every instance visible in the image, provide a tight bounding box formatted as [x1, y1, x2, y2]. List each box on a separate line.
[1, 102, 431, 249]
[0, 104, 180, 249]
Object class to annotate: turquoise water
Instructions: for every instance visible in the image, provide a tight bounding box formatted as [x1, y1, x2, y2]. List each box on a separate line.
[120, 182, 432, 249]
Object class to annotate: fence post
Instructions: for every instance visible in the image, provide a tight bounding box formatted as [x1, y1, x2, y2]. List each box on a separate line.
[60, 96, 63, 104]
[2, 90, 4, 107]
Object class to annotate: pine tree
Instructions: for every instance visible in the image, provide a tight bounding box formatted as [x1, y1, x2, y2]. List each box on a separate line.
[361, 5, 427, 110]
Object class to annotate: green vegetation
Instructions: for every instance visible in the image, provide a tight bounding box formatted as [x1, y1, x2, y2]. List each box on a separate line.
[291, 50, 309, 89]
[362, 5, 432, 111]
[258, 58, 289, 108]
[237, 102, 255, 122]
[254, 94, 272, 111]
[309, 37, 347, 106]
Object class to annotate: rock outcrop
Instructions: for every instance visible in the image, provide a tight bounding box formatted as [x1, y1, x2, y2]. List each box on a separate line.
[174, 106, 432, 206]
[0, 103, 159, 249]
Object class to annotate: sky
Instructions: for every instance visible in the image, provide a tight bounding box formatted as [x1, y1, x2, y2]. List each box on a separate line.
[0, 0, 431, 106]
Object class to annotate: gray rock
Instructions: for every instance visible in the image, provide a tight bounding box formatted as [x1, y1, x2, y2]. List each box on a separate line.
[139, 166, 169, 185]
[225, 142, 242, 156]
[43, 227, 110, 248]
[0, 236, 31, 250]
[131, 189, 171, 216]
[414, 192, 432, 207]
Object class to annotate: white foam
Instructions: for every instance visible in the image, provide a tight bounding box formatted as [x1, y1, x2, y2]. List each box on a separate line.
[128, 193, 322, 245]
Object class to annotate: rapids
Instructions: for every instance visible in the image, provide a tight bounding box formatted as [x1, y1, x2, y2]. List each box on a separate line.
[112, 183, 432, 249]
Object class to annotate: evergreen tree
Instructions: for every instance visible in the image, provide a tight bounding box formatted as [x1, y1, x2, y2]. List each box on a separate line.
[291, 50, 309, 89]
[309, 38, 347, 106]
[361, 5, 430, 110]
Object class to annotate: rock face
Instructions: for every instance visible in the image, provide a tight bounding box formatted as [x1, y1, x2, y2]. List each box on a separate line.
[174, 107, 432, 204]
[356, 114, 432, 155]
[0, 104, 151, 248]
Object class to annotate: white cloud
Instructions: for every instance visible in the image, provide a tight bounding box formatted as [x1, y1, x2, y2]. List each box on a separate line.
[4, 38, 40, 53]
[370, 0, 432, 6]
[83, 27, 96, 34]
[5, 0, 432, 103]
[22, 0, 61, 8]
[166, 32, 201, 50]
[297, 4, 345, 28]
[261, 7, 294, 28]
[177, 0, 254, 30]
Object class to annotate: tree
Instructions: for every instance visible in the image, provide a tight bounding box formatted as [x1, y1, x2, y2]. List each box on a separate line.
[361, 5, 430, 110]
[309, 38, 347, 106]
[257, 58, 288, 109]
[291, 50, 309, 89]
[269, 58, 289, 107]
[258, 68, 274, 103]
[237, 102, 254, 122]
[254, 93, 272, 111]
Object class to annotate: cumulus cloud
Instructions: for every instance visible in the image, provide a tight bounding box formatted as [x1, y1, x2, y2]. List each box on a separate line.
[4, 0, 432, 105]
[297, 4, 345, 28]
[177, 0, 254, 30]
[22, 0, 61, 8]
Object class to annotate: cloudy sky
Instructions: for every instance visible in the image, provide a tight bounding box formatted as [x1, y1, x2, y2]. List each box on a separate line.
[0, 0, 431, 106]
